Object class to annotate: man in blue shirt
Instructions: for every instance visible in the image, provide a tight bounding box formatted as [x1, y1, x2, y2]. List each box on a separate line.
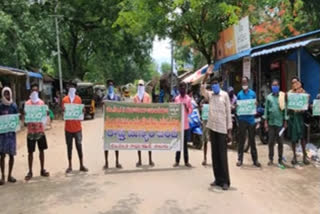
[103, 79, 122, 169]
[236, 77, 261, 167]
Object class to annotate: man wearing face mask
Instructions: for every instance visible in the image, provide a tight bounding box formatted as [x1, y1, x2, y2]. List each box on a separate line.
[264, 79, 288, 166]
[103, 79, 122, 169]
[201, 68, 232, 190]
[24, 83, 50, 181]
[236, 77, 261, 167]
[173, 82, 193, 168]
[62, 81, 88, 174]
[0, 87, 18, 185]
[133, 80, 154, 167]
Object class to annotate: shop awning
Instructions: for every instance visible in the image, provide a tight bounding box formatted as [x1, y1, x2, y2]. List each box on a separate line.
[28, 71, 43, 79]
[214, 49, 251, 71]
[251, 38, 320, 57]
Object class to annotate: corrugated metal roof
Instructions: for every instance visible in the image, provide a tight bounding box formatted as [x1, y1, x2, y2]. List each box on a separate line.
[212, 29, 320, 69]
[251, 38, 320, 57]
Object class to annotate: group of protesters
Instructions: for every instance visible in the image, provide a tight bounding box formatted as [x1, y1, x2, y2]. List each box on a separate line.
[0, 65, 319, 191]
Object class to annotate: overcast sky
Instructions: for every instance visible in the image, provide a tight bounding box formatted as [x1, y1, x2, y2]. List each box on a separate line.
[151, 37, 171, 72]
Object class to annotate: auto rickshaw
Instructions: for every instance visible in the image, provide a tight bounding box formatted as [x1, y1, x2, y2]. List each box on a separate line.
[77, 82, 95, 119]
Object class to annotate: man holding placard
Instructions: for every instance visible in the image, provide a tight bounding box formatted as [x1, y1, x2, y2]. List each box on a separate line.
[287, 77, 310, 165]
[134, 79, 154, 167]
[62, 81, 88, 173]
[24, 83, 50, 181]
[103, 79, 122, 169]
[264, 79, 288, 167]
[236, 77, 261, 167]
[201, 98, 209, 166]
[0, 87, 19, 185]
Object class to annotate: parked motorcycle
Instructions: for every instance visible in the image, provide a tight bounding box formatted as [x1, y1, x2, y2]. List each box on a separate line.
[188, 102, 203, 150]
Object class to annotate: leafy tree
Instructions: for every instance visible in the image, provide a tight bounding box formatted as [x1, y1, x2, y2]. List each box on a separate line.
[251, 0, 316, 46]
[115, 0, 257, 64]
[161, 62, 171, 74]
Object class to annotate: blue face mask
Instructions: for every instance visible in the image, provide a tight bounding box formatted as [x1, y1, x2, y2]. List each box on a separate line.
[108, 86, 114, 94]
[272, 85, 280, 94]
[211, 84, 220, 94]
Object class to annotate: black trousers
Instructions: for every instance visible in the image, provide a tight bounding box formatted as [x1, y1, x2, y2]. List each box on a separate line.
[268, 126, 283, 163]
[209, 130, 230, 186]
[175, 130, 189, 164]
[238, 121, 258, 163]
[65, 131, 83, 160]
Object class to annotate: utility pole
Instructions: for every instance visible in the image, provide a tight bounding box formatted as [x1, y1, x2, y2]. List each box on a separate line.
[54, 0, 63, 100]
[170, 40, 174, 97]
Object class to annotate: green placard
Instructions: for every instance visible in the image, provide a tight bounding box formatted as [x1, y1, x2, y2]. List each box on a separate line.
[202, 104, 209, 120]
[236, 99, 256, 115]
[104, 101, 183, 151]
[0, 114, 20, 134]
[64, 104, 84, 120]
[24, 105, 48, 123]
[313, 100, 320, 116]
[287, 93, 309, 111]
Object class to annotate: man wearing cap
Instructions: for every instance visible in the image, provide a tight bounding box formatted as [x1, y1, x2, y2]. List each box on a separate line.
[62, 81, 88, 173]
[103, 79, 122, 169]
[122, 86, 132, 102]
[133, 80, 154, 167]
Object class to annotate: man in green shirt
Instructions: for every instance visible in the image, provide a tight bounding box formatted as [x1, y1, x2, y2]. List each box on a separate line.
[264, 79, 288, 166]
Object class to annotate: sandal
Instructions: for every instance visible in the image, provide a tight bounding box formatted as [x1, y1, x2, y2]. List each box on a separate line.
[25, 172, 33, 181]
[303, 158, 310, 165]
[40, 169, 50, 177]
[202, 160, 207, 166]
[80, 166, 88, 172]
[8, 176, 17, 183]
[149, 162, 155, 167]
[65, 168, 72, 174]
[291, 159, 298, 165]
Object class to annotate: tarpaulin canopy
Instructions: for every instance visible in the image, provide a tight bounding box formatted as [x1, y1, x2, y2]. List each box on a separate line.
[28, 71, 43, 79]
[183, 65, 208, 85]
[0, 66, 25, 76]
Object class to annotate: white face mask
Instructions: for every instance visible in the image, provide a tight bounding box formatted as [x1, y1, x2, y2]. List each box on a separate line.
[68, 88, 76, 102]
[242, 85, 249, 90]
[30, 91, 40, 103]
[138, 85, 145, 101]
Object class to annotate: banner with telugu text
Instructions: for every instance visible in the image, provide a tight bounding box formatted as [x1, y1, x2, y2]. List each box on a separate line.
[104, 101, 184, 151]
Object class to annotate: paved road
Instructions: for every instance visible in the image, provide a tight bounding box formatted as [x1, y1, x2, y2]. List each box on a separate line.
[0, 114, 319, 214]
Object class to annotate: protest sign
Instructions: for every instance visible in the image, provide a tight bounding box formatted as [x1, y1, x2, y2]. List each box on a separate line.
[24, 105, 48, 123]
[313, 100, 320, 116]
[0, 114, 20, 134]
[287, 93, 309, 111]
[236, 99, 256, 115]
[64, 104, 84, 120]
[201, 104, 209, 120]
[104, 101, 183, 151]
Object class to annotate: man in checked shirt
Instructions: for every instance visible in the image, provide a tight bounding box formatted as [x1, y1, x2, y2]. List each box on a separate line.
[201, 66, 232, 191]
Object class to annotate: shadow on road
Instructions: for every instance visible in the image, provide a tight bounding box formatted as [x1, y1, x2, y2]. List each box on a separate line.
[104, 166, 193, 175]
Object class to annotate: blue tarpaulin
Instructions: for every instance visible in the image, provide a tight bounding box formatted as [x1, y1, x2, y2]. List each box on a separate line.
[27, 71, 42, 79]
